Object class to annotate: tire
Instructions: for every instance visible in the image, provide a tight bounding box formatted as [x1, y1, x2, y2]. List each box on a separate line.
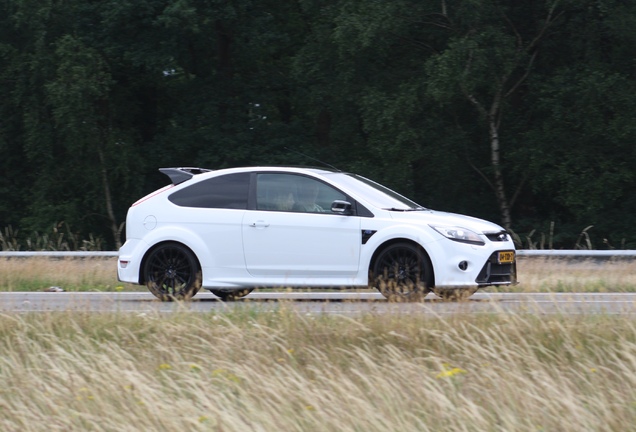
[210, 288, 254, 301]
[372, 242, 432, 302]
[433, 287, 478, 301]
[144, 242, 201, 301]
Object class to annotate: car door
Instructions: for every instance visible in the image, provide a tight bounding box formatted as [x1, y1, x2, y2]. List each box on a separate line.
[242, 173, 361, 279]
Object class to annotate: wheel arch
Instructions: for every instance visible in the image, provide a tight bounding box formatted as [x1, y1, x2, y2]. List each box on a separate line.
[369, 238, 435, 287]
[138, 240, 202, 285]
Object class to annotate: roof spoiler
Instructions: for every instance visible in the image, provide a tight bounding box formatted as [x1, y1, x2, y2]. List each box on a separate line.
[159, 167, 211, 185]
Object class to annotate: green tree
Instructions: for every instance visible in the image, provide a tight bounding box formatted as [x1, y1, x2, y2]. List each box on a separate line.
[45, 35, 125, 247]
[520, 0, 636, 247]
[422, 0, 564, 229]
[2, 0, 155, 247]
[1, 0, 636, 249]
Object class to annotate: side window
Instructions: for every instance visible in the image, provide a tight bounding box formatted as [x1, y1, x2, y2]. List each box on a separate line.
[256, 173, 346, 213]
[256, 174, 296, 211]
[168, 173, 249, 209]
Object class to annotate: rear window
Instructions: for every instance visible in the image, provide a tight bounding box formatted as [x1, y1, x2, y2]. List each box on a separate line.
[168, 173, 250, 209]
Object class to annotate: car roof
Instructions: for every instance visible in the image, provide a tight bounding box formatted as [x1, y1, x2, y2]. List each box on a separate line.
[160, 166, 341, 185]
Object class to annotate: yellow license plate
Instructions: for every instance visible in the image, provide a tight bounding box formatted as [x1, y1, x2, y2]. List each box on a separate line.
[498, 251, 515, 264]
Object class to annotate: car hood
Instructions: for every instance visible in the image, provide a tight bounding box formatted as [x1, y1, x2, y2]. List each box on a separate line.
[389, 210, 506, 233]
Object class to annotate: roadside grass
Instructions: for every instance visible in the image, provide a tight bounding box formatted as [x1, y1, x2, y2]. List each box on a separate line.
[0, 257, 130, 293]
[0, 309, 635, 431]
[1, 256, 636, 293]
[489, 257, 636, 293]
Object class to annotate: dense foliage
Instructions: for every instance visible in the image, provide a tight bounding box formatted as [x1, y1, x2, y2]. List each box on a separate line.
[0, 0, 635, 250]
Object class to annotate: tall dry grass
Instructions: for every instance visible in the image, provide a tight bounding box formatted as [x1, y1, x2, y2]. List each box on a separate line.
[511, 257, 636, 292]
[0, 258, 125, 292]
[0, 309, 635, 431]
[1, 256, 636, 293]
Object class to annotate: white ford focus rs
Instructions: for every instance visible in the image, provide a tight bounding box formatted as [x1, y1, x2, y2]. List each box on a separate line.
[118, 166, 516, 301]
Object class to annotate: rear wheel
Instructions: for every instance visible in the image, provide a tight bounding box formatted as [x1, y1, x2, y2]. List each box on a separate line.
[210, 288, 254, 301]
[372, 242, 432, 302]
[144, 243, 201, 301]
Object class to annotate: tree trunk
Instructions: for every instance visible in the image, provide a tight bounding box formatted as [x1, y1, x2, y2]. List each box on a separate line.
[96, 145, 122, 249]
[466, 92, 513, 230]
[488, 116, 512, 230]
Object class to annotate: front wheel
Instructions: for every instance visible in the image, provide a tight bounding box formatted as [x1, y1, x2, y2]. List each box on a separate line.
[210, 288, 254, 301]
[372, 242, 432, 302]
[144, 243, 201, 301]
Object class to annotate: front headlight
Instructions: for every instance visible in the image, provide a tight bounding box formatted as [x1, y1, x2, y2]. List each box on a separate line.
[430, 225, 485, 246]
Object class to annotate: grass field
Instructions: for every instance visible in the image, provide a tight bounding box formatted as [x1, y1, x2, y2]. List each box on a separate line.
[1, 257, 636, 430]
[1, 256, 635, 293]
[1, 309, 636, 431]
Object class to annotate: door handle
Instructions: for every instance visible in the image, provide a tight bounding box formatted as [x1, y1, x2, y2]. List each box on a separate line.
[250, 220, 270, 228]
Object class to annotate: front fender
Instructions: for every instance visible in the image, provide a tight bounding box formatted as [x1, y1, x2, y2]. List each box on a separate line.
[358, 224, 445, 284]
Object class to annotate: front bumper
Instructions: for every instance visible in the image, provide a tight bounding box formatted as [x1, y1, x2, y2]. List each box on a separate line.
[475, 251, 517, 286]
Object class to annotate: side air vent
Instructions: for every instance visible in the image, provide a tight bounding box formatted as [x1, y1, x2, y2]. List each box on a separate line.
[361, 230, 377, 244]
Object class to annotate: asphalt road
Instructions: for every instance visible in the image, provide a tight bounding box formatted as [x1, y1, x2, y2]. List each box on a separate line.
[2, 291, 636, 315]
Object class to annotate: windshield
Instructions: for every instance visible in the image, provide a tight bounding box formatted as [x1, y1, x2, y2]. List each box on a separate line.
[327, 173, 426, 210]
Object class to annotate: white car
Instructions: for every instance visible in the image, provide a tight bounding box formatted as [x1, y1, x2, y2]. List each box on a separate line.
[118, 166, 516, 301]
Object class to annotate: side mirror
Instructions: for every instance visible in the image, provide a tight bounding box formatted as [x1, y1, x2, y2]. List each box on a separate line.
[331, 200, 352, 215]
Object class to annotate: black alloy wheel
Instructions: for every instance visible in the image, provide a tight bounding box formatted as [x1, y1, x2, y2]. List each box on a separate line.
[210, 288, 254, 301]
[372, 242, 432, 302]
[144, 242, 201, 301]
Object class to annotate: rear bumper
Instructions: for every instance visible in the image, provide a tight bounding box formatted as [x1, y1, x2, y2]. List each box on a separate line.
[117, 239, 146, 284]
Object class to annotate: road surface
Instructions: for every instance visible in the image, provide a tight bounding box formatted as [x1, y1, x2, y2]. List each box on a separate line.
[1, 291, 636, 315]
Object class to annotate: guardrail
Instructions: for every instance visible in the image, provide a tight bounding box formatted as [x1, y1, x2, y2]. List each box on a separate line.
[0, 250, 634, 258]
[518, 250, 636, 257]
[0, 251, 118, 257]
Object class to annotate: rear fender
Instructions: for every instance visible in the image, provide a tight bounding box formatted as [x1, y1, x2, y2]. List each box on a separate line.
[135, 227, 208, 284]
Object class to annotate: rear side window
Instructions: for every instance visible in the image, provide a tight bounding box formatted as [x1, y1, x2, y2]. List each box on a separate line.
[168, 173, 250, 209]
